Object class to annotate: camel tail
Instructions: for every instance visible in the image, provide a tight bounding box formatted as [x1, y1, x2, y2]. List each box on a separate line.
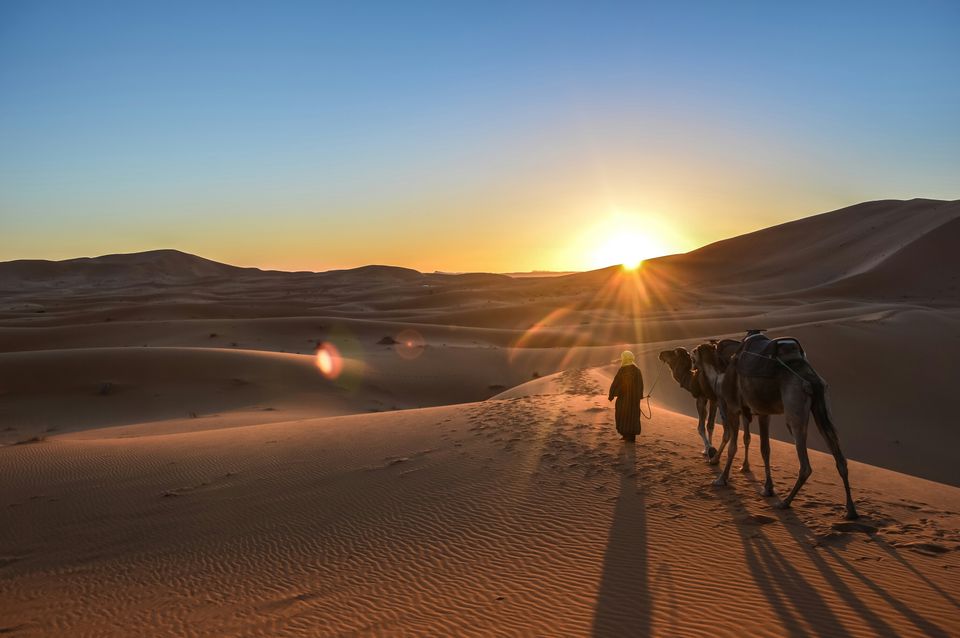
[810, 377, 841, 449]
[807, 369, 858, 518]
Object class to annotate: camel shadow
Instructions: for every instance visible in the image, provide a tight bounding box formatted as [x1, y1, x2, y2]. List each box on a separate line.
[777, 509, 954, 637]
[591, 443, 653, 637]
[715, 485, 857, 638]
[720, 477, 953, 638]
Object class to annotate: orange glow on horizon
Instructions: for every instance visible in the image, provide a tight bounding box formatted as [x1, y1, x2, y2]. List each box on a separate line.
[555, 209, 692, 273]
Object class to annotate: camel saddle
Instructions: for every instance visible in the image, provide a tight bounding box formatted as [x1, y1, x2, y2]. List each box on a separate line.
[735, 332, 806, 378]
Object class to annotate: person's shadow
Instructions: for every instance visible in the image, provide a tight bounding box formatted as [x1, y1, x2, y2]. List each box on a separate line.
[591, 443, 653, 636]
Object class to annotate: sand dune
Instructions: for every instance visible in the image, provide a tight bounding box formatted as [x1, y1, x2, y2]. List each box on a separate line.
[3, 305, 954, 482]
[1, 369, 957, 636]
[1, 198, 959, 635]
[812, 214, 960, 300]
[0, 347, 371, 443]
[650, 198, 960, 296]
[0, 249, 261, 288]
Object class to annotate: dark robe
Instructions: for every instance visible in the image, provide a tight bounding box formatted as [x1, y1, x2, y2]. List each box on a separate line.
[608, 364, 644, 439]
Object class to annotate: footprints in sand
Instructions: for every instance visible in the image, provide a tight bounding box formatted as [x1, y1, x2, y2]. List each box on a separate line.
[466, 387, 960, 564]
[552, 367, 604, 397]
[793, 495, 960, 556]
[890, 542, 954, 556]
[874, 517, 960, 556]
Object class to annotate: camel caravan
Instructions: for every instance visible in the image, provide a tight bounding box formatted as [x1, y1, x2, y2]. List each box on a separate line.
[659, 330, 859, 520]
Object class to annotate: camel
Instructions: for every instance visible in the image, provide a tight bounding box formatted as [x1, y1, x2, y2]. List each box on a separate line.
[658, 347, 718, 459]
[659, 340, 750, 466]
[692, 336, 858, 520]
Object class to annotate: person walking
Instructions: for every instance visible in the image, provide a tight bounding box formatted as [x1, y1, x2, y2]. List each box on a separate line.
[608, 350, 644, 442]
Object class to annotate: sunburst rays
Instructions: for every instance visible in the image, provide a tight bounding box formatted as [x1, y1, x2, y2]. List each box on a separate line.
[508, 262, 689, 375]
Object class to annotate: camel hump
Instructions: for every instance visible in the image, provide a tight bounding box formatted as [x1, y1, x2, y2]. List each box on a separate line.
[773, 337, 805, 362]
[737, 335, 807, 377]
[716, 339, 742, 368]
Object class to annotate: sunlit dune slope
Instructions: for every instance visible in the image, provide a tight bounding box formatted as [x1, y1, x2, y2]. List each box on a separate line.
[0, 367, 957, 637]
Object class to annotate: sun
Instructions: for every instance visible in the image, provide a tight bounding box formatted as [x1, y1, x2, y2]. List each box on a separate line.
[591, 230, 665, 271]
[559, 209, 688, 272]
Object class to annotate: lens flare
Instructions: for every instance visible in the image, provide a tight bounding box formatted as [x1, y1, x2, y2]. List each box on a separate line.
[394, 328, 426, 360]
[315, 341, 344, 379]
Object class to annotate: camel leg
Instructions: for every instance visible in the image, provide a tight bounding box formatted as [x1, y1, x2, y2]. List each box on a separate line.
[706, 400, 718, 453]
[817, 417, 859, 520]
[711, 402, 729, 465]
[740, 415, 752, 473]
[714, 405, 740, 487]
[758, 415, 774, 497]
[776, 411, 811, 509]
[712, 428, 728, 465]
[696, 396, 710, 457]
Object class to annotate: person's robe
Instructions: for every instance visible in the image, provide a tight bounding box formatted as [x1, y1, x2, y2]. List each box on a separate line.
[608, 364, 644, 437]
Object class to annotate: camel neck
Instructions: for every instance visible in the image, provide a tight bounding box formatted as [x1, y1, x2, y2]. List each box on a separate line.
[672, 364, 696, 393]
[699, 362, 721, 391]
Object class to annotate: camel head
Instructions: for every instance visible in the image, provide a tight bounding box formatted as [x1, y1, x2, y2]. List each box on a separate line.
[658, 349, 675, 365]
[692, 342, 719, 372]
[660, 347, 695, 383]
[659, 347, 692, 368]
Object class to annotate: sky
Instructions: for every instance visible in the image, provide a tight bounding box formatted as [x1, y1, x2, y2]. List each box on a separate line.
[1, 1, 958, 272]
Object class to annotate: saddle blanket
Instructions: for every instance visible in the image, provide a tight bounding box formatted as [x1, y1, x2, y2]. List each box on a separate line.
[736, 334, 806, 378]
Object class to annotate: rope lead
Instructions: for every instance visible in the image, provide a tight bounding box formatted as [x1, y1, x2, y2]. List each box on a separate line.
[639, 359, 666, 420]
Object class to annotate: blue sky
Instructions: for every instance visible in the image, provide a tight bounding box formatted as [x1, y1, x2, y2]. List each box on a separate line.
[1, 1, 958, 271]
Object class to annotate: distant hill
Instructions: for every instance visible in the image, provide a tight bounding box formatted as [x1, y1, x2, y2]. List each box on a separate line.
[2, 198, 958, 300]
[0, 249, 258, 287]
[502, 271, 578, 278]
[323, 264, 423, 281]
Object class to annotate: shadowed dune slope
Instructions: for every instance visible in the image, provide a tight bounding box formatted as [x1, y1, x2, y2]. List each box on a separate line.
[810, 214, 960, 301]
[0, 348, 371, 442]
[645, 198, 960, 295]
[0, 344, 576, 444]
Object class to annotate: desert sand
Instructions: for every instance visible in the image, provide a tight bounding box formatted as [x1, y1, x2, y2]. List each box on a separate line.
[1, 198, 959, 636]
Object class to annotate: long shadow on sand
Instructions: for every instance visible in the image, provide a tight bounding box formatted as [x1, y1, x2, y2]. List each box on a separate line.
[716, 479, 858, 638]
[591, 443, 652, 637]
[721, 473, 952, 638]
[778, 511, 953, 637]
